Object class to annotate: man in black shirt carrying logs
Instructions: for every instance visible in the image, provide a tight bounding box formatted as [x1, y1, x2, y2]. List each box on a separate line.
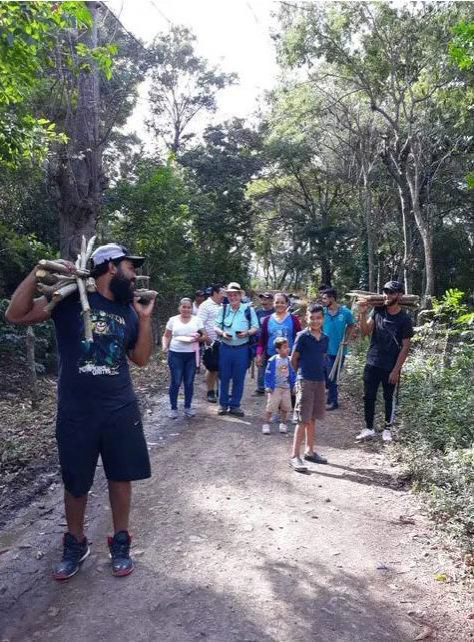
[6, 243, 156, 581]
[355, 281, 414, 443]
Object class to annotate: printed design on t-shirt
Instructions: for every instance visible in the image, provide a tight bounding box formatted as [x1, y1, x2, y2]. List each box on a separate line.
[273, 326, 290, 339]
[78, 310, 127, 376]
[275, 358, 290, 387]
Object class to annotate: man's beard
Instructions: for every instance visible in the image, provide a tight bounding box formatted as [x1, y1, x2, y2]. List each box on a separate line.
[384, 295, 399, 307]
[110, 272, 134, 305]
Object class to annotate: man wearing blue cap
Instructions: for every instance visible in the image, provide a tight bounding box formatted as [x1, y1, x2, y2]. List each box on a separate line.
[355, 280, 413, 443]
[6, 243, 156, 580]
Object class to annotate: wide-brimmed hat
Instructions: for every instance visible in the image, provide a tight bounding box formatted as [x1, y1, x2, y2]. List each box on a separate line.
[225, 281, 243, 293]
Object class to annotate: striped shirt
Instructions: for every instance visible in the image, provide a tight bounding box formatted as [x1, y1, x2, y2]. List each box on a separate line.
[197, 298, 222, 342]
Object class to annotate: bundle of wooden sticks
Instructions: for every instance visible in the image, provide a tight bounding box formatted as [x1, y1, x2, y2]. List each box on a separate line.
[35, 236, 156, 342]
[345, 289, 420, 309]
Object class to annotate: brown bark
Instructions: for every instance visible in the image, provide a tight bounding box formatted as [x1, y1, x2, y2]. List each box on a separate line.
[25, 326, 39, 410]
[55, 2, 104, 261]
[398, 185, 412, 294]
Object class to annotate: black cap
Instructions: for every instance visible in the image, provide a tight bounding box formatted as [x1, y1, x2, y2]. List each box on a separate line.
[383, 280, 404, 293]
[259, 292, 274, 300]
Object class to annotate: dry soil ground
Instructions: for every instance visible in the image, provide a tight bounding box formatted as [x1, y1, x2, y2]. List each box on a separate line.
[0, 374, 473, 642]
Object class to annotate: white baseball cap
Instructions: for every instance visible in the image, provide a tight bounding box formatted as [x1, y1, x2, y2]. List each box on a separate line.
[225, 281, 243, 293]
[90, 243, 145, 268]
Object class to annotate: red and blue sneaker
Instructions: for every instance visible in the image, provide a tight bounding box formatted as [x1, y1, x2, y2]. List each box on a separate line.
[108, 530, 134, 577]
[53, 532, 90, 581]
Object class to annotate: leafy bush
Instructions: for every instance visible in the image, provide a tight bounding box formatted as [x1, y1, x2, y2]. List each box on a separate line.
[345, 291, 474, 558]
[0, 299, 57, 374]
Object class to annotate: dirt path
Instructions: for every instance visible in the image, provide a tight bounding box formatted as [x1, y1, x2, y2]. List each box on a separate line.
[0, 375, 472, 642]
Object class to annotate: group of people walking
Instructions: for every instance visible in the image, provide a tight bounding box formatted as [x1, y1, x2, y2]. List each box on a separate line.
[5, 238, 414, 581]
[162, 279, 414, 473]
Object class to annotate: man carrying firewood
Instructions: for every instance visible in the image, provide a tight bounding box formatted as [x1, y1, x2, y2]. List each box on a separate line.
[6, 243, 156, 580]
[355, 280, 414, 443]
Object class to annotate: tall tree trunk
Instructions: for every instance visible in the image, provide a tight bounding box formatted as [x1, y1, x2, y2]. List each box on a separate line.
[406, 142, 435, 303]
[398, 185, 412, 293]
[321, 259, 332, 286]
[413, 201, 434, 302]
[361, 172, 375, 292]
[56, 2, 104, 261]
[366, 212, 375, 292]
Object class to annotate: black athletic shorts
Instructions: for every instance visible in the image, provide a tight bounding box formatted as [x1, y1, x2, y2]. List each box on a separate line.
[56, 401, 151, 497]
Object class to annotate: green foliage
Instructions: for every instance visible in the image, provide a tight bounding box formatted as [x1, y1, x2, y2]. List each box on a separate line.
[104, 158, 196, 305]
[76, 42, 118, 80]
[0, 1, 117, 167]
[0, 222, 52, 297]
[398, 298, 474, 555]
[449, 21, 474, 70]
[345, 291, 474, 555]
[0, 299, 56, 373]
[400, 345, 474, 451]
[180, 119, 262, 286]
[0, 1, 91, 166]
[430, 288, 469, 324]
[148, 26, 237, 152]
[405, 444, 474, 555]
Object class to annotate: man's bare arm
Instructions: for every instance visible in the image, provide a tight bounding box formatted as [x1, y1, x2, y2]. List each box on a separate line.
[5, 269, 50, 325]
[357, 301, 374, 337]
[389, 338, 410, 385]
[290, 349, 300, 373]
[128, 296, 156, 367]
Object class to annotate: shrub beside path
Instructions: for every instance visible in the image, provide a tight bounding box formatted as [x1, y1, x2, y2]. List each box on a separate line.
[0, 376, 472, 641]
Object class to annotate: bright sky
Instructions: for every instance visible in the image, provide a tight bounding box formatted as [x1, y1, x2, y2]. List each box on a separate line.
[105, 0, 280, 140]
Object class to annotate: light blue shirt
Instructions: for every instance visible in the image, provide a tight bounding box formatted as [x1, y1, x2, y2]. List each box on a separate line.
[267, 314, 295, 356]
[215, 303, 259, 346]
[323, 305, 355, 356]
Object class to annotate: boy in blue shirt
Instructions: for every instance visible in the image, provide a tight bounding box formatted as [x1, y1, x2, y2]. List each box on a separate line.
[321, 288, 355, 410]
[290, 304, 329, 472]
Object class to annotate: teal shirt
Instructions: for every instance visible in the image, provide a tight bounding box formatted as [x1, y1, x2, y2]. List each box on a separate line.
[215, 303, 259, 346]
[323, 305, 355, 356]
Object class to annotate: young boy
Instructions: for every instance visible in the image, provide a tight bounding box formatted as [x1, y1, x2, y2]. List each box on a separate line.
[290, 304, 329, 472]
[262, 337, 296, 435]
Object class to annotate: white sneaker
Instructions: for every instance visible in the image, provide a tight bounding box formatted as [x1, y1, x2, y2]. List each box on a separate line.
[289, 457, 307, 472]
[169, 410, 178, 419]
[382, 429, 393, 442]
[279, 423, 288, 434]
[355, 428, 376, 441]
[291, 411, 298, 425]
[262, 423, 271, 435]
[184, 407, 196, 418]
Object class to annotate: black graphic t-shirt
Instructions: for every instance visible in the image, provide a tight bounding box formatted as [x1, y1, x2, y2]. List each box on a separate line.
[51, 292, 139, 414]
[366, 306, 414, 372]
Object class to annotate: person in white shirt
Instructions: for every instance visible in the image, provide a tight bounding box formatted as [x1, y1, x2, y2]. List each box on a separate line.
[192, 290, 205, 315]
[198, 285, 224, 402]
[162, 298, 207, 419]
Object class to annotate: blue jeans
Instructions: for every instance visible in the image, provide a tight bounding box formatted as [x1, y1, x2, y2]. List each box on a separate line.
[219, 343, 249, 408]
[325, 354, 345, 406]
[257, 355, 267, 392]
[168, 351, 196, 410]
